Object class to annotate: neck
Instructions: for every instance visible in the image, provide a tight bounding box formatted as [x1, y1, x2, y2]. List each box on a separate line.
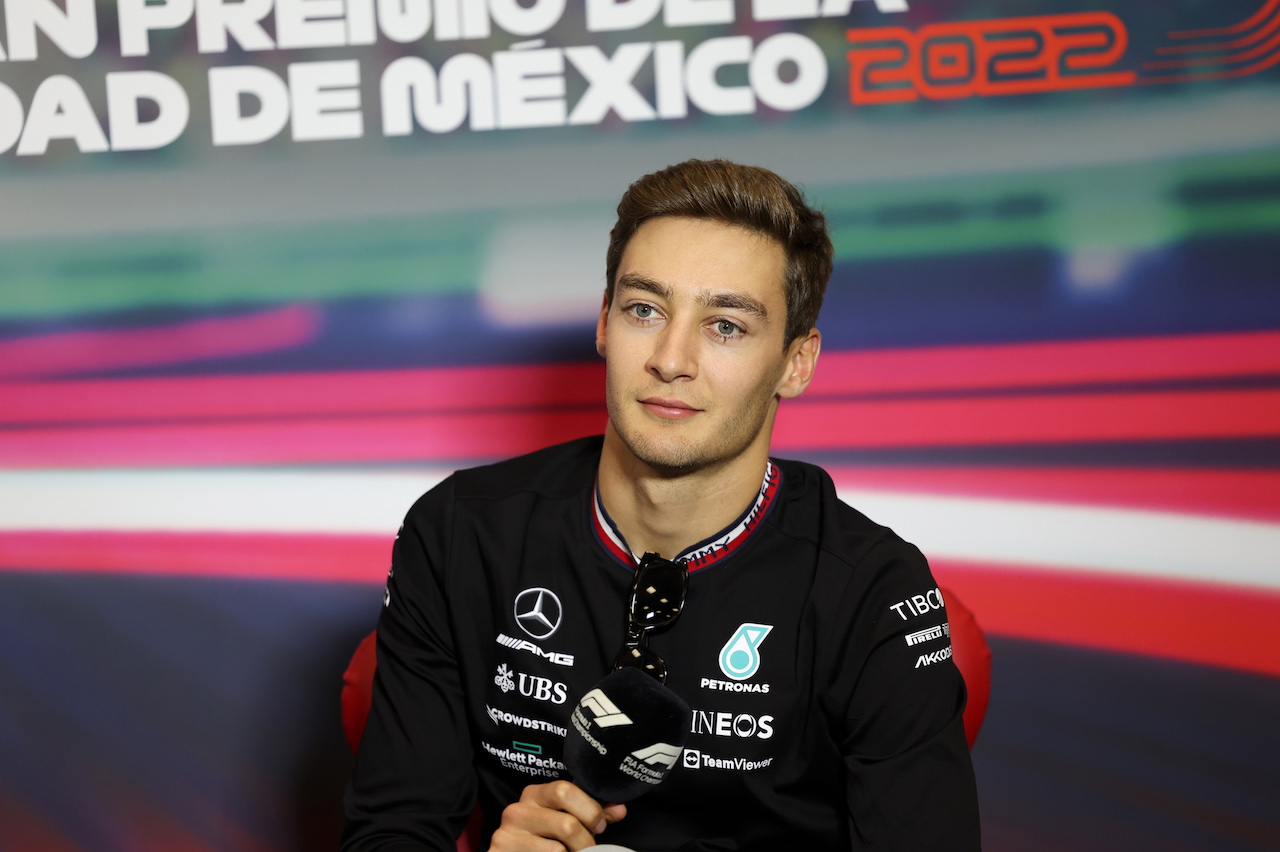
[596, 423, 774, 561]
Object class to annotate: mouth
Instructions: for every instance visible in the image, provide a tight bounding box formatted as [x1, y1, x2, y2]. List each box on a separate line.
[639, 397, 702, 420]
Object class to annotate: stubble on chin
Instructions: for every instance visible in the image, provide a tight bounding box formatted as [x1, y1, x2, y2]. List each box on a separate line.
[605, 386, 774, 476]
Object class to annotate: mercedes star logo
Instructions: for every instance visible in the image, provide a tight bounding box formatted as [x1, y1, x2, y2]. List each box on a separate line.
[514, 587, 563, 639]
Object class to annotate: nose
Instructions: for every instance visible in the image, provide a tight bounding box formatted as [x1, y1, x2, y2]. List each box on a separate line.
[646, 322, 698, 383]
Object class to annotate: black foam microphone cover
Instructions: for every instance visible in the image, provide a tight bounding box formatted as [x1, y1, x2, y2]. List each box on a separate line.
[563, 666, 691, 803]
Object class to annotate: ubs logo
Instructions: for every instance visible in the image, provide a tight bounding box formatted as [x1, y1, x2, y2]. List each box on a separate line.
[514, 587, 562, 639]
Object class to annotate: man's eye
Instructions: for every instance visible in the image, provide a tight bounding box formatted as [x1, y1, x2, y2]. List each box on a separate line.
[715, 320, 740, 336]
[632, 304, 654, 318]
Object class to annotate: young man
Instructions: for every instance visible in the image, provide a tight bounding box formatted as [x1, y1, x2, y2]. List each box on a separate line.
[343, 160, 980, 851]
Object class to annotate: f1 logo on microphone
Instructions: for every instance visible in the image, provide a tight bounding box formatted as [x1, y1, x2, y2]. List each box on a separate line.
[631, 743, 683, 769]
[579, 688, 633, 728]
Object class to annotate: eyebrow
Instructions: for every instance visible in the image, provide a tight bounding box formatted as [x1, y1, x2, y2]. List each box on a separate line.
[616, 274, 771, 321]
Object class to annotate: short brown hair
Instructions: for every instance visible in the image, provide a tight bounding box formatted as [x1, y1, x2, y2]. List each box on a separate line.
[606, 159, 833, 347]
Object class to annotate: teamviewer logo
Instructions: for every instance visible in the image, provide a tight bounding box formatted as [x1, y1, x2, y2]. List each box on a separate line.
[682, 748, 701, 769]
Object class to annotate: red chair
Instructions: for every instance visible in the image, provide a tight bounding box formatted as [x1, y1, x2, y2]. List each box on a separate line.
[341, 587, 991, 848]
[941, 586, 992, 748]
[341, 633, 484, 852]
[340, 630, 378, 755]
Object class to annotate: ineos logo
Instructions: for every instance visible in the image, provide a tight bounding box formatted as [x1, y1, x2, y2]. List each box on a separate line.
[514, 587, 562, 639]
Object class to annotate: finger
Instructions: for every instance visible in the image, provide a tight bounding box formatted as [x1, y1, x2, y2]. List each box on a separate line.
[522, 781, 608, 835]
[488, 822, 573, 852]
[497, 801, 597, 851]
[601, 803, 627, 824]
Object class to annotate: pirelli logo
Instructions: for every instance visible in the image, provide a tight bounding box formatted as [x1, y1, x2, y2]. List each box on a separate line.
[904, 622, 950, 647]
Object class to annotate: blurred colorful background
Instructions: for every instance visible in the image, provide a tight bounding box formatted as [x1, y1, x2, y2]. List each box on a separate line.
[2, 0, 1278, 848]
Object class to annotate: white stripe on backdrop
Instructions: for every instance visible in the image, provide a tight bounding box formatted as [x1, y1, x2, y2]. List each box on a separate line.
[1, 469, 1277, 590]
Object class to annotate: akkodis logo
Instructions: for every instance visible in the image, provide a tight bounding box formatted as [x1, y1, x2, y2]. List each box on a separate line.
[718, 623, 773, 681]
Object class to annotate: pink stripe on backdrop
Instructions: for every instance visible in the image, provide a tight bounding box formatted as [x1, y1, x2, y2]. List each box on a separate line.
[5, 330, 1279, 426]
[933, 559, 1280, 679]
[807, 330, 1280, 395]
[827, 467, 1280, 522]
[0, 409, 609, 467]
[0, 362, 606, 424]
[0, 531, 391, 582]
[3, 389, 1278, 468]
[773, 388, 1280, 448]
[0, 306, 321, 380]
[5, 531, 1276, 677]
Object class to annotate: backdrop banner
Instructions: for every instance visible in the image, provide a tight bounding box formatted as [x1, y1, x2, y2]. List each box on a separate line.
[2, 0, 1278, 849]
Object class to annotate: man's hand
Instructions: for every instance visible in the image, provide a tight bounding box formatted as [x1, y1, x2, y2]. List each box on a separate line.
[490, 780, 627, 851]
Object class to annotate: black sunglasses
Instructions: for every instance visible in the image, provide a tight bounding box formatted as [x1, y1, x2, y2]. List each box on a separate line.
[611, 552, 688, 683]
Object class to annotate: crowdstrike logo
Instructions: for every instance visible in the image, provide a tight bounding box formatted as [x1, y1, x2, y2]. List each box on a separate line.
[486, 705, 568, 737]
[514, 587, 563, 639]
[718, 623, 773, 681]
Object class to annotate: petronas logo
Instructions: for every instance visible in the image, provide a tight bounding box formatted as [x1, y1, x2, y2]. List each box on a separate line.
[718, 623, 773, 681]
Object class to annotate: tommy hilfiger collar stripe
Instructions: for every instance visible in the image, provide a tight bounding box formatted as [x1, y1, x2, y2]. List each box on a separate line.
[591, 462, 782, 572]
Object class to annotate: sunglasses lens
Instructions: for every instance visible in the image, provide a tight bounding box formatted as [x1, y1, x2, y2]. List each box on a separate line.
[614, 554, 687, 684]
[613, 642, 667, 682]
[631, 556, 687, 628]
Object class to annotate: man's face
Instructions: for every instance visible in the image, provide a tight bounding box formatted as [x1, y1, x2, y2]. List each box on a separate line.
[596, 216, 817, 473]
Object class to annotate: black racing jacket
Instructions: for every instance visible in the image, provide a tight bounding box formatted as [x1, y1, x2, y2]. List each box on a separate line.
[342, 436, 980, 851]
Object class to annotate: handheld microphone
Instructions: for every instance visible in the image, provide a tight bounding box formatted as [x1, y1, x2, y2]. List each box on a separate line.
[563, 667, 691, 803]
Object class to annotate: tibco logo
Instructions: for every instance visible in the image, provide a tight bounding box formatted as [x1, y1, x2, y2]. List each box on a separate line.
[889, 588, 943, 621]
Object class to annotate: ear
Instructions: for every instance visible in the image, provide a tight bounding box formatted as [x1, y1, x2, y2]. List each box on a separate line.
[595, 292, 610, 359]
[775, 328, 821, 400]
